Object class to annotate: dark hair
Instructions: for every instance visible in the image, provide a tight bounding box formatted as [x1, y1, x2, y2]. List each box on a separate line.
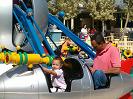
[90, 32, 105, 44]
[53, 56, 64, 65]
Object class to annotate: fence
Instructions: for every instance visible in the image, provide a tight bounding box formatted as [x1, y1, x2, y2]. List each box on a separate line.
[47, 33, 133, 53]
[104, 33, 133, 52]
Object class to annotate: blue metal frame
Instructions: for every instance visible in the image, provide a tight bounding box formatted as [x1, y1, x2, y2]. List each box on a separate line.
[48, 14, 96, 59]
[13, 4, 55, 56]
[13, 9, 37, 53]
[18, 0, 55, 56]
[13, 1, 95, 59]
[45, 30, 59, 50]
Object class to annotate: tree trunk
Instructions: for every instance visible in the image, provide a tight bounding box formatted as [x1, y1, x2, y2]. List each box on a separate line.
[121, 12, 129, 40]
[67, 20, 69, 29]
[120, 13, 123, 33]
[71, 18, 74, 30]
[102, 20, 104, 36]
[92, 18, 94, 28]
[124, 12, 129, 29]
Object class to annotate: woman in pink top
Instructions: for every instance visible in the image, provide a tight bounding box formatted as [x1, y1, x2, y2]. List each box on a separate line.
[90, 32, 121, 89]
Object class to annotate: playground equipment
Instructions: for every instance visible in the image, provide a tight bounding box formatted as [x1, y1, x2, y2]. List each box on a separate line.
[4, 52, 53, 66]
[121, 49, 133, 59]
[0, 0, 133, 99]
[0, 0, 49, 74]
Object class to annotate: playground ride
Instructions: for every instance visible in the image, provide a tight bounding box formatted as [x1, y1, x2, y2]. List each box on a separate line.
[0, 0, 132, 99]
[4, 52, 54, 66]
[60, 42, 80, 57]
[0, 52, 6, 63]
[0, 0, 49, 74]
[62, 46, 80, 53]
[111, 42, 117, 47]
[121, 49, 133, 59]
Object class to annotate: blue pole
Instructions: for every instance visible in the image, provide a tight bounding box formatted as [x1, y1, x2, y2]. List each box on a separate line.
[48, 14, 96, 59]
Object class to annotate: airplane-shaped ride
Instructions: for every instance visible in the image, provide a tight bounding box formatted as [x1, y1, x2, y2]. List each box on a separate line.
[0, 0, 133, 99]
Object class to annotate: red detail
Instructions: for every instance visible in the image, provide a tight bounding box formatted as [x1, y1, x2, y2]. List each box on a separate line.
[42, 46, 48, 54]
[121, 58, 133, 74]
[5, 55, 9, 63]
[119, 92, 132, 99]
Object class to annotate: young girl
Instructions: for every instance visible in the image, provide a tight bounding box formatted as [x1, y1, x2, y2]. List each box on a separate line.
[42, 57, 66, 92]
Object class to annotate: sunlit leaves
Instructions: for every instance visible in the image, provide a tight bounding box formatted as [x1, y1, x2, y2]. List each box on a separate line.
[48, 0, 86, 19]
[123, 0, 133, 21]
[86, 0, 116, 21]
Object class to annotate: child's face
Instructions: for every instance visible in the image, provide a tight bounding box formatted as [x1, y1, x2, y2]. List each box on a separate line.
[52, 60, 62, 69]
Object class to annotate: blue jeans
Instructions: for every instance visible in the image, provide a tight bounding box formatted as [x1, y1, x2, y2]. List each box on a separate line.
[93, 70, 108, 89]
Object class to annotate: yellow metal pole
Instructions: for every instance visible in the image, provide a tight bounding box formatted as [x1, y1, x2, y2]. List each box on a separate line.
[5, 53, 53, 65]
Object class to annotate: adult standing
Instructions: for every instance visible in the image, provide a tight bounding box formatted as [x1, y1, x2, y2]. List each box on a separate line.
[80, 25, 88, 40]
[85, 28, 91, 46]
[81, 25, 88, 35]
[90, 28, 96, 35]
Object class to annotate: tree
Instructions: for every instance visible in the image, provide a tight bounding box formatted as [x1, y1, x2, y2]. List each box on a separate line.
[86, 0, 116, 36]
[48, 0, 86, 20]
[121, 0, 133, 39]
[48, 0, 86, 29]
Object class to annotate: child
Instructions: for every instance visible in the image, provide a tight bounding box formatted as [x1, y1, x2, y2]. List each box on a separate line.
[61, 38, 74, 57]
[42, 57, 66, 92]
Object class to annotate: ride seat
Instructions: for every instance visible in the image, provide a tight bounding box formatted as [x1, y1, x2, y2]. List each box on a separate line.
[62, 58, 84, 92]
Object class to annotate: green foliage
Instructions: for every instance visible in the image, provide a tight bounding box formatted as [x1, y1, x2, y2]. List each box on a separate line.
[86, 0, 116, 21]
[48, 0, 86, 20]
[123, 0, 133, 20]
